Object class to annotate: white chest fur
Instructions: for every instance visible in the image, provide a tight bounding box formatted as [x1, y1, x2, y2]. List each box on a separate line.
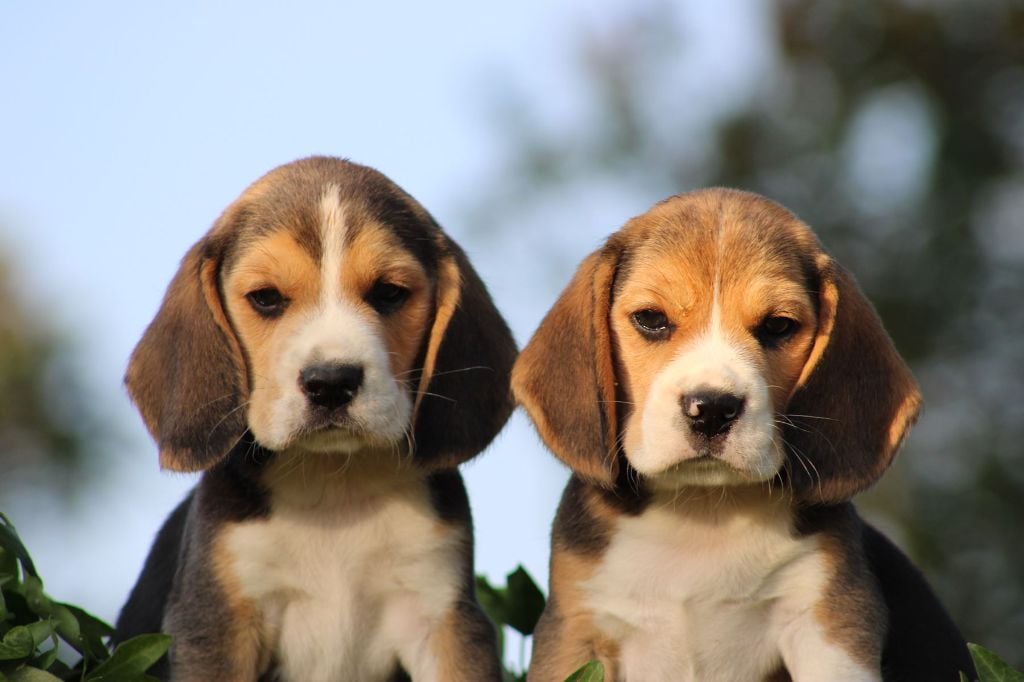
[223, 463, 462, 682]
[582, 493, 878, 682]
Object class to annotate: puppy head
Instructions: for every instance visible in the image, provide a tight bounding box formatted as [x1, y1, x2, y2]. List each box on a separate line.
[127, 156, 516, 472]
[513, 189, 920, 503]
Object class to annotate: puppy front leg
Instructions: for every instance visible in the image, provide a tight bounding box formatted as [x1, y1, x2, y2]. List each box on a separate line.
[401, 599, 502, 682]
[162, 570, 268, 681]
[777, 610, 881, 682]
[528, 601, 617, 682]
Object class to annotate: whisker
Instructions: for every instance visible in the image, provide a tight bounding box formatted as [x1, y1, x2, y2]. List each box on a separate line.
[194, 392, 238, 411]
[774, 415, 812, 435]
[402, 425, 417, 462]
[416, 390, 458, 404]
[205, 400, 252, 443]
[267, 453, 305, 487]
[327, 453, 354, 479]
[715, 485, 729, 512]
[397, 365, 493, 380]
[785, 413, 838, 422]
[784, 415, 839, 455]
[781, 435, 822, 496]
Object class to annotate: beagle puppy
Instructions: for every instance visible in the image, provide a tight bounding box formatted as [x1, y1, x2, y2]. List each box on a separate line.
[114, 157, 516, 681]
[513, 189, 974, 681]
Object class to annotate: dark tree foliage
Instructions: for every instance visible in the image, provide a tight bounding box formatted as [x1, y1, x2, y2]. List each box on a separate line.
[0, 252, 105, 501]
[473, 0, 1024, 663]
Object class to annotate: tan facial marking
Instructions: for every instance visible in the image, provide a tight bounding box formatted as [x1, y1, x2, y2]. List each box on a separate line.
[610, 199, 819, 485]
[223, 230, 320, 443]
[221, 210, 430, 452]
[337, 221, 432, 380]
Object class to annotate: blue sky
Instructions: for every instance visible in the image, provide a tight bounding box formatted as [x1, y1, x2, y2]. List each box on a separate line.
[0, 0, 764, 652]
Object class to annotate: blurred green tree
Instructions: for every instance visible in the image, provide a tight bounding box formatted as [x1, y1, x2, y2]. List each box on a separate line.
[473, 0, 1024, 664]
[0, 248, 105, 503]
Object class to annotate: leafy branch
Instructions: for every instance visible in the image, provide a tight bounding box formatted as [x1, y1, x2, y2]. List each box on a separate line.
[0, 514, 169, 682]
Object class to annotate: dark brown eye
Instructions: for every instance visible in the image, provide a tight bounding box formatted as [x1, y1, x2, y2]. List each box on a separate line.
[246, 287, 288, 318]
[631, 309, 671, 338]
[756, 316, 798, 347]
[366, 281, 410, 315]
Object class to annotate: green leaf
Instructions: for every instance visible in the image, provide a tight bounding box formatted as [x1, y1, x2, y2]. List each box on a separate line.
[22, 623, 52, 651]
[62, 605, 113, 640]
[40, 660, 73, 679]
[49, 605, 79, 646]
[503, 566, 546, 636]
[30, 641, 58, 673]
[969, 643, 1024, 682]
[5, 666, 63, 681]
[563, 660, 605, 682]
[84, 634, 171, 681]
[0, 557, 17, 590]
[475, 575, 508, 625]
[20, 580, 49, 619]
[0, 627, 33, 661]
[60, 604, 112, 661]
[0, 517, 36, 580]
[475, 575, 509, 659]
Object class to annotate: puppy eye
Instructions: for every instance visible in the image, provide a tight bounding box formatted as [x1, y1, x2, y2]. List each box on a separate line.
[631, 309, 671, 338]
[366, 281, 411, 315]
[246, 287, 288, 318]
[756, 316, 798, 346]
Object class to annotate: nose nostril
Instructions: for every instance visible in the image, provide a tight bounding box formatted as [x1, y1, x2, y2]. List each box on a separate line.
[681, 391, 746, 438]
[718, 395, 743, 421]
[300, 364, 364, 409]
[683, 395, 705, 419]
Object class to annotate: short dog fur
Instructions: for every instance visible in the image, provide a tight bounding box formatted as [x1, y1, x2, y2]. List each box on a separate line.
[513, 189, 974, 681]
[115, 156, 516, 681]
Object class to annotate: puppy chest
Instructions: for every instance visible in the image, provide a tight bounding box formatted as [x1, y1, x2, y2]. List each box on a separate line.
[582, 510, 827, 681]
[222, 498, 463, 680]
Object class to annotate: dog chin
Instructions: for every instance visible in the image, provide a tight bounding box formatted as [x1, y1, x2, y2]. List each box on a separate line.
[291, 427, 379, 454]
[648, 456, 760, 490]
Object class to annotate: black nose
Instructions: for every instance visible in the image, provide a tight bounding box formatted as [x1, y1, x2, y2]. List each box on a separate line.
[682, 391, 745, 438]
[299, 363, 364, 409]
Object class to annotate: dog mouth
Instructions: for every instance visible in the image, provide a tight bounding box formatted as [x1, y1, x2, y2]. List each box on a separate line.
[289, 411, 408, 454]
[290, 425, 368, 454]
[649, 454, 757, 488]
[671, 454, 737, 473]
[289, 415, 367, 451]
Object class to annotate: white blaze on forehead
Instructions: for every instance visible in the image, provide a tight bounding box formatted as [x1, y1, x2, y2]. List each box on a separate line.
[319, 184, 347, 304]
[626, 239, 781, 482]
[247, 183, 413, 451]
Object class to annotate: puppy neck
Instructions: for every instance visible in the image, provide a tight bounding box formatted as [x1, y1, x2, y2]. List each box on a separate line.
[262, 443, 424, 510]
[643, 481, 794, 526]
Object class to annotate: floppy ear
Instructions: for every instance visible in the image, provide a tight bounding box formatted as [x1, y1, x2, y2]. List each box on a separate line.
[784, 253, 922, 503]
[125, 225, 248, 472]
[511, 245, 621, 488]
[411, 235, 517, 469]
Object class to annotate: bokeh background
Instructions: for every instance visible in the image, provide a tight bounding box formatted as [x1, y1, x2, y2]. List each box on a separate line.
[2, 0, 1022, 667]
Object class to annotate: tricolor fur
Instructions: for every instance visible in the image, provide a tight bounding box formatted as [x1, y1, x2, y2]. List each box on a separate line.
[115, 157, 516, 681]
[513, 189, 974, 681]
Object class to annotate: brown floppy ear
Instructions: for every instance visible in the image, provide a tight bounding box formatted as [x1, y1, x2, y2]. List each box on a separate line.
[411, 235, 517, 469]
[784, 253, 922, 503]
[125, 225, 248, 472]
[511, 244, 621, 488]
